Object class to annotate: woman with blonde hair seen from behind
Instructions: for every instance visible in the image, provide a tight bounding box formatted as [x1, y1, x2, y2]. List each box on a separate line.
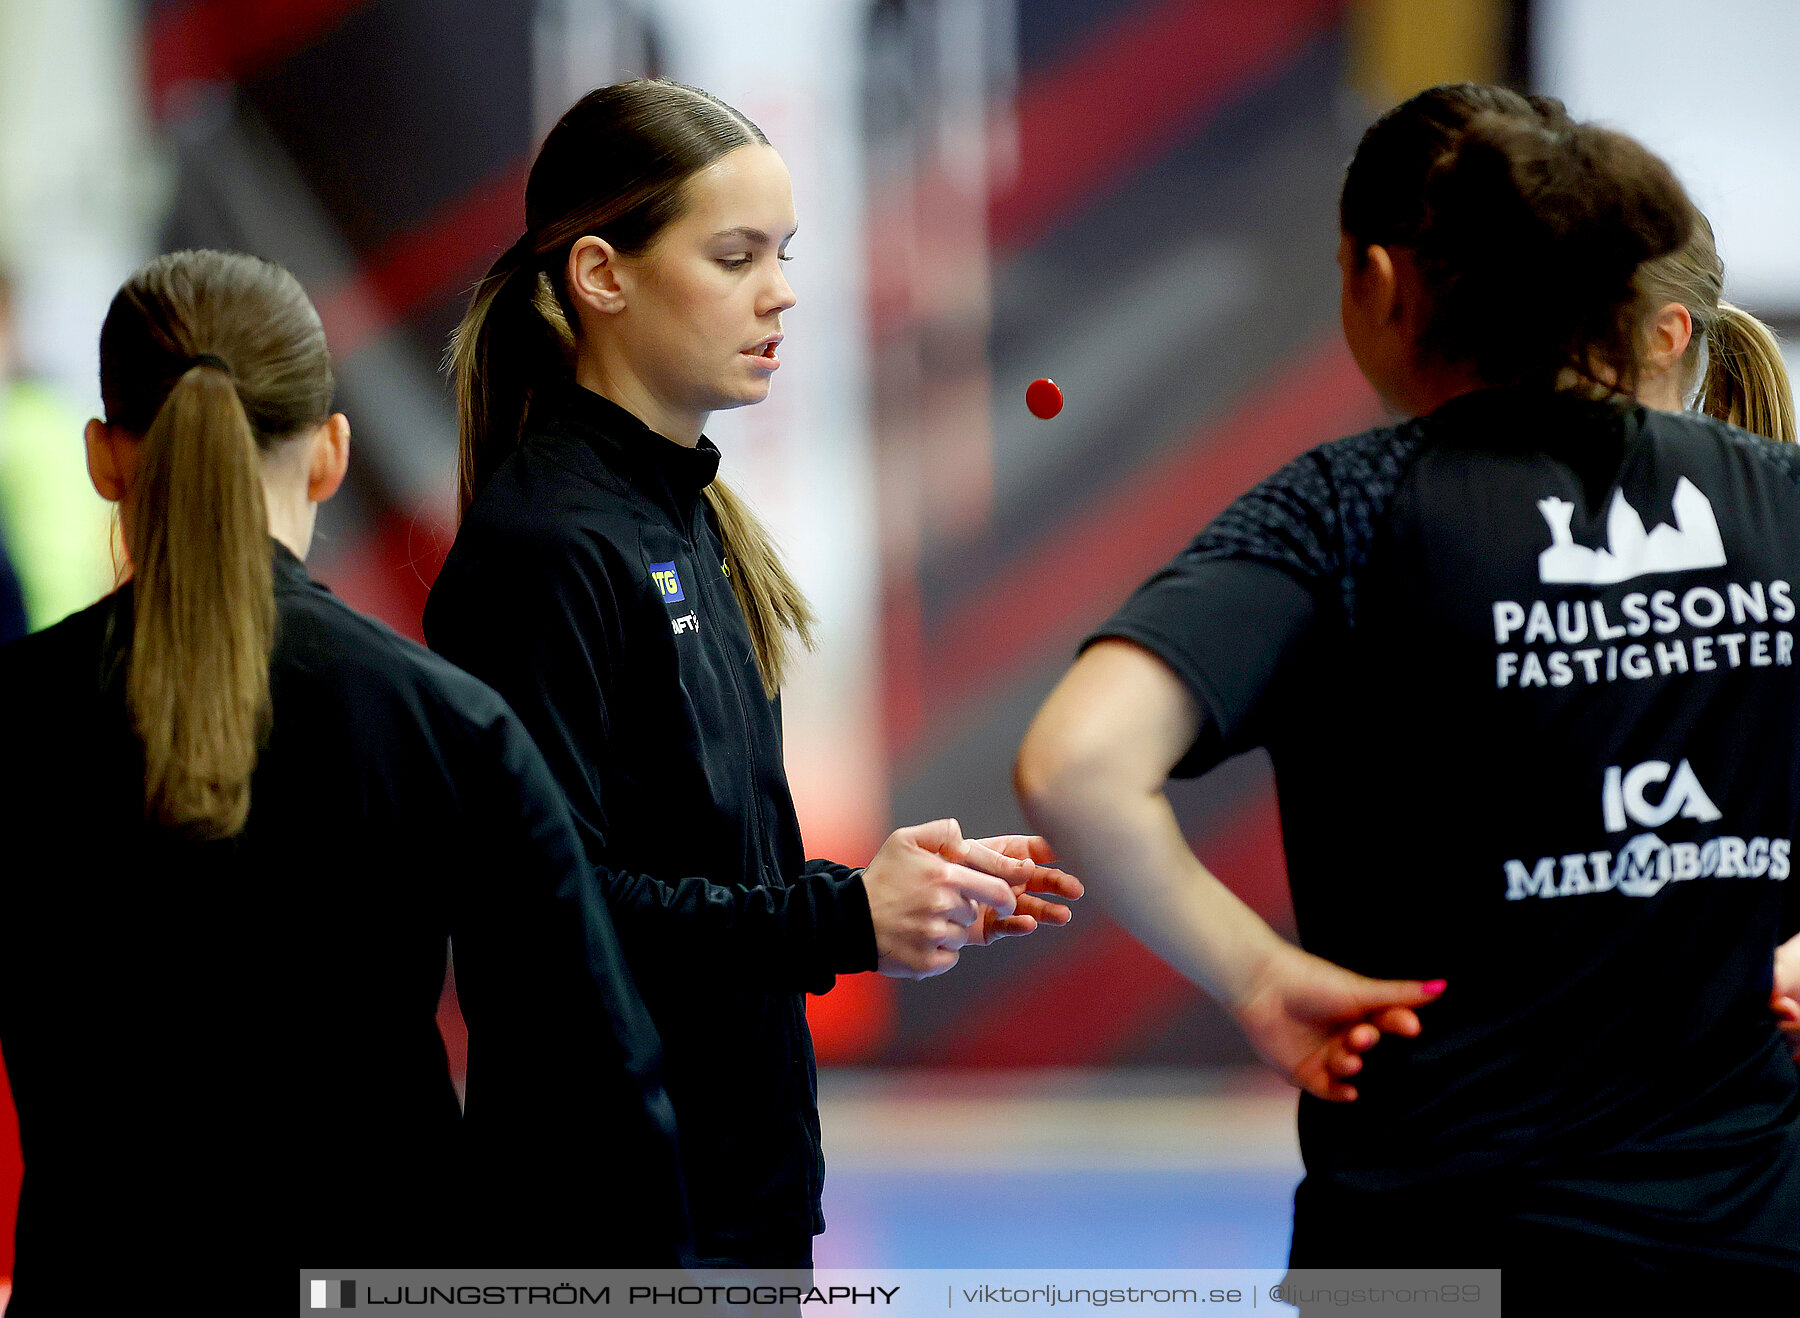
[1637, 208, 1796, 443]
[0, 250, 690, 1311]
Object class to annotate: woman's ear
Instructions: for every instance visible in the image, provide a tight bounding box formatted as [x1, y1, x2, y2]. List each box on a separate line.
[307, 413, 351, 505]
[1644, 300, 1694, 374]
[1368, 244, 1415, 331]
[84, 418, 130, 503]
[566, 236, 628, 317]
[1634, 301, 1694, 412]
[1341, 237, 1401, 328]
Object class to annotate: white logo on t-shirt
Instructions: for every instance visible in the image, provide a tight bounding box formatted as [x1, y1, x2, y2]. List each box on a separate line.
[1537, 477, 1725, 585]
[1601, 758, 1721, 833]
[1500, 754, 1789, 902]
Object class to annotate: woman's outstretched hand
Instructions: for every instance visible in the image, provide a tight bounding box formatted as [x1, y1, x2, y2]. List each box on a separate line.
[961, 834, 1084, 944]
[865, 819, 1074, 979]
[1230, 943, 1447, 1103]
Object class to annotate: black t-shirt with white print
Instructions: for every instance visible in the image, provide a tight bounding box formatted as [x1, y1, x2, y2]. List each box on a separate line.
[1094, 389, 1800, 1263]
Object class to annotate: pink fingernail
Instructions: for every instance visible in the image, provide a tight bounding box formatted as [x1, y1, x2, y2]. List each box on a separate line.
[1422, 979, 1447, 995]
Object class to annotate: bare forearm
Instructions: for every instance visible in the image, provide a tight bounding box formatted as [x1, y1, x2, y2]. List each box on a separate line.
[1016, 642, 1443, 1101]
[1018, 770, 1284, 1007]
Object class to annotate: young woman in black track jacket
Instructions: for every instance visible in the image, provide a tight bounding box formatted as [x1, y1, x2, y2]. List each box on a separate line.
[424, 80, 1081, 1268]
[1017, 86, 1800, 1303]
[0, 252, 690, 1312]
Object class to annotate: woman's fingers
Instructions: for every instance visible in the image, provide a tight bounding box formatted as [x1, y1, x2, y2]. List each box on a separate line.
[942, 894, 982, 928]
[1014, 892, 1073, 925]
[1347, 976, 1447, 1017]
[943, 863, 1017, 916]
[966, 836, 1085, 899]
[972, 833, 1060, 864]
[1298, 1016, 1412, 1103]
[979, 914, 1040, 942]
[1369, 1006, 1424, 1037]
[1022, 869, 1085, 900]
[1308, 1059, 1360, 1103]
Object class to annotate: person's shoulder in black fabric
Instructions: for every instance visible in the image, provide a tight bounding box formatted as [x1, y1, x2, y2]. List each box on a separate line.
[431, 453, 638, 644]
[1081, 391, 1800, 778]
[0, 592, 131, 811]
[1651, 401, 1800, 483]
[0, 588, 108, 689]
[1086, 420, 1431, 774]
[425, 394, 648, 703]
[275, 546, 520, 740]
[440, 385, 656, 573]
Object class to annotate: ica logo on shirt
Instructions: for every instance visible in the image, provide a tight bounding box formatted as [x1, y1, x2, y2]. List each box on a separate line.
[1601, 759, 1719, 833]
[1501, 755, 1788, 901]
[649, 561, 686, 603]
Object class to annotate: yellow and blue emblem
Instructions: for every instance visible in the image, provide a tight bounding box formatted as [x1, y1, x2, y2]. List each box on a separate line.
[649, 561, 685, 603]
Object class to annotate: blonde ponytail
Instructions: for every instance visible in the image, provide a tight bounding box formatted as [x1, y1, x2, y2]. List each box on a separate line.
[125, 362, 275, 838]
[704, 481, 815, 697]
[100, 249, 334, 840]
[1699, 301, 1796, 444]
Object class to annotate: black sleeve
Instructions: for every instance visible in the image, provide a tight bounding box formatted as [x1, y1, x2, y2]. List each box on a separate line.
[1085, 445, 1353, 777]
[449, 699, 693, 1266]
[426, 526, 875, 994]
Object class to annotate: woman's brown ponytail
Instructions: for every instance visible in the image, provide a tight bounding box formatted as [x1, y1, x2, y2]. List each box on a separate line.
[125, 362, 274, 838]
[452, 79, 816, 694]
[100, 251, 335, 838]
[448, 237, 578, 512]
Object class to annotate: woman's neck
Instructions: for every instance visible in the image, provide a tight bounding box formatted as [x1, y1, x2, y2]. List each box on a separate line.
[1385, 367, 1490, 419]
[575, 354, 705, 448]
[1635, 364, 1685, 413]
[259, 457, 317, 560]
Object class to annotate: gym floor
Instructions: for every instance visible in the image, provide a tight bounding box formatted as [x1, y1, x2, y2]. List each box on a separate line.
[815, 1068, 1301, 1268]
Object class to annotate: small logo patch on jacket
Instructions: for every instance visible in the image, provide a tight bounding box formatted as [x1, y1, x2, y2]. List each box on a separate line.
[649, 561, 685, 603]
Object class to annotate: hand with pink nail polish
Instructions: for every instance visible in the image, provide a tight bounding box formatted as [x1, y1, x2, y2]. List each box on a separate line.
[1229, 943, 1448, 1104]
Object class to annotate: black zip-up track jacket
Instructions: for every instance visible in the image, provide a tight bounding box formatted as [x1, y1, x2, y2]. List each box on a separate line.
[425, 381, 878, 1259]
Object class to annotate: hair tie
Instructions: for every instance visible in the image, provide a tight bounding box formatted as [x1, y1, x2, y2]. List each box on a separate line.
[189, 352, 233, 376]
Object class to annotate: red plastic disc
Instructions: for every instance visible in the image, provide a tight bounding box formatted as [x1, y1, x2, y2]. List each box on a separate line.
[1026, 377, 1064, 419]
